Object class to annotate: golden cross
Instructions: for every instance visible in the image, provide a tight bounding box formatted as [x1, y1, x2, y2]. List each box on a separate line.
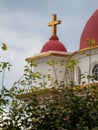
[48, 14, 61, 36]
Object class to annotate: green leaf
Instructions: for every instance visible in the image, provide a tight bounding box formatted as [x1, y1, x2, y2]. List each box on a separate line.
[2, 43, 7, 50]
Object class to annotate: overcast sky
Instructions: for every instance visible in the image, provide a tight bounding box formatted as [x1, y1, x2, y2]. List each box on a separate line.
[0, 0, 98, 88]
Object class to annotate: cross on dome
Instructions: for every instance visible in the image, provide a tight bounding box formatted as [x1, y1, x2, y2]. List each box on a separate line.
[48, 14, 61, 36]
[41, 14, 67, 52]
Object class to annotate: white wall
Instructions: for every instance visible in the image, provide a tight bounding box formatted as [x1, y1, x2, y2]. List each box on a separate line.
[33, 55, 67, 88]
[72, 48, 98, 84]
[32, 48, 98, 87]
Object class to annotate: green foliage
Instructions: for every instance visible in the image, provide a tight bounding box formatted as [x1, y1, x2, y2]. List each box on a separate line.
[1, 85, 98, 130]
[0, 62, 11, 71]
[1, 43, 7, 51]
[0, 43, 98, 130]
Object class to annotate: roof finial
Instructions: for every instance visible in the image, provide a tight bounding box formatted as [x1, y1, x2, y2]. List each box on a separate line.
[48, 14, 61, 36]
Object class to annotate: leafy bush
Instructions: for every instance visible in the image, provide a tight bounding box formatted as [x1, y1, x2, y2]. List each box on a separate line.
[0, 44, 98, 130]
[0, 85, 98, 130]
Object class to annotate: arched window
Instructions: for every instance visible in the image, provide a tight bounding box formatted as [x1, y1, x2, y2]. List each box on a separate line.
[92, 64, 98, 81]
[77, 66, 81, 85]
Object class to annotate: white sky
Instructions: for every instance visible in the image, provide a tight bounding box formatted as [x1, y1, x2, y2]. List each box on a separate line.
[0, 0, 98, 88]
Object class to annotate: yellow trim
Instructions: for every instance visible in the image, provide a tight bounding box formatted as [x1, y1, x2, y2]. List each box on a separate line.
[71, 46, 98, 56]
[79, 46, 98, 52]
[26, 46, 98, 62]
[26, 51, 71, 62]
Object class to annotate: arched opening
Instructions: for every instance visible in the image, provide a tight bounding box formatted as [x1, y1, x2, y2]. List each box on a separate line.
[76, 66, 81, 85]
[92, 64, 98, 81]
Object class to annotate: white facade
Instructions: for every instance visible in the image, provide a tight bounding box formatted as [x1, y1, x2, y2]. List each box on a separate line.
[26, 51, 71, 87]
[72, 47, 98, 85]
[26, 47, 98, 87]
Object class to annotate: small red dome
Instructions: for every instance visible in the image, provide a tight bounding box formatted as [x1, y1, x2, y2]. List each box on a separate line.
[41, 35, 67, 52]
[80, 9, 98, 50]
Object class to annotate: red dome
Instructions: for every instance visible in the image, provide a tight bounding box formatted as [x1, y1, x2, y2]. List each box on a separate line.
[80, 9, 98, 50]
[41, 35, 67, 52]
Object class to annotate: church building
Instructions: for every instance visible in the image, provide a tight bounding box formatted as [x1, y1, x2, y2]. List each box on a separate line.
[26, 9, 98, 87]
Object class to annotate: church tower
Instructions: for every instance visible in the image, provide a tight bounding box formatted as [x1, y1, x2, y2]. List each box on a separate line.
[26, 14, 71, 88]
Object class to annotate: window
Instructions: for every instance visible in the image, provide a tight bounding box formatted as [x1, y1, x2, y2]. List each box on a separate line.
[77, 66, 81, 85]
[92, 64, 98, 81]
